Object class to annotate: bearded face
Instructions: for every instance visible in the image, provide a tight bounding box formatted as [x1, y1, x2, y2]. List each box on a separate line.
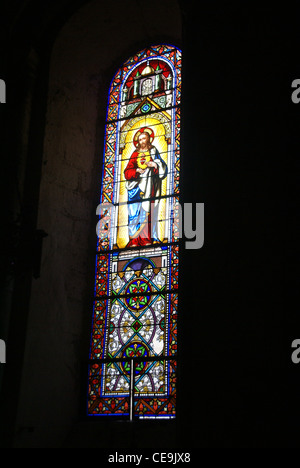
[137, 132, 151, 151]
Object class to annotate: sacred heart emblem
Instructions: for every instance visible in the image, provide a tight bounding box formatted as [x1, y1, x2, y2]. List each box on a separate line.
[137, 152, 151, 170]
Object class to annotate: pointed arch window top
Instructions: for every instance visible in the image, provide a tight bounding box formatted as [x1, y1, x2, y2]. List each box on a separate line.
[107, 45, 182, 123]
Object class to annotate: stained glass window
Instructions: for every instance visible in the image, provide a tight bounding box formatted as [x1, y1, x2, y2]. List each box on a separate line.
[88, 45, 181, 419]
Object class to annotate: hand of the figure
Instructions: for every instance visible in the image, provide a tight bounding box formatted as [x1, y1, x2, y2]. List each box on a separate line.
[146, 161, 158, 169]
[136, 167, 146, 174]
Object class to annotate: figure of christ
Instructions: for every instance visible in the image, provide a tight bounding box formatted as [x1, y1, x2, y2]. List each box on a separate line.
[124, 129, 168, 247]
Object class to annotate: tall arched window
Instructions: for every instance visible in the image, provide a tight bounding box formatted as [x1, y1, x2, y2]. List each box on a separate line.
[88, 45, 181, 419]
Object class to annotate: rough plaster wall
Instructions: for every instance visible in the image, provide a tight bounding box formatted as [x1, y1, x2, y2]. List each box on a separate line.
[15, 0, 181, 448]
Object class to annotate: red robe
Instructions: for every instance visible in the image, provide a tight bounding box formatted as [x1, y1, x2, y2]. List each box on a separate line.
[124, 151, 159, 181]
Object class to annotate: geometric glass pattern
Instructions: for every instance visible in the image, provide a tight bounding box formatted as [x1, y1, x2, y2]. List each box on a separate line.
[88, 45, 181, 419]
